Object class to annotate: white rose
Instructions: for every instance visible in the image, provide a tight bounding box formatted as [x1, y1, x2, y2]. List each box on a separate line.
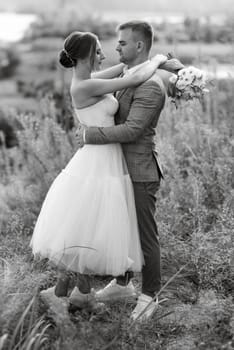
[176, 78, 188, 90]
[178, 68, 195, 85]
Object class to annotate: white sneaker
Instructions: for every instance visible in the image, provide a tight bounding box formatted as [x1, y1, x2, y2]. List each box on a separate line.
[69, 286, 92, 308]
[95, 278, 137, 302]
[131, 293, 158, 322]
[40, 286, 69, 318]
[40, 286, 60, 303]
[69, 287, 105, 311]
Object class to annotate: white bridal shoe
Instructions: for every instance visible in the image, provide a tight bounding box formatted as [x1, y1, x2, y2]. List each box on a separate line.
[69, 286, 105, 312]
[40, 286, 69, 319]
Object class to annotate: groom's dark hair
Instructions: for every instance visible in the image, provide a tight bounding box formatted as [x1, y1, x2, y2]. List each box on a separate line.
[117, 20, 154, 52]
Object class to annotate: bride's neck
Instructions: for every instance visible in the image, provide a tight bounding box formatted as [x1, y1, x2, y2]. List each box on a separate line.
[73, 62, 91, 80]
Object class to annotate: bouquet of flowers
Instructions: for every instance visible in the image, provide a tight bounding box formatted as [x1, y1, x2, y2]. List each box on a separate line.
[169, 66, 209, 107]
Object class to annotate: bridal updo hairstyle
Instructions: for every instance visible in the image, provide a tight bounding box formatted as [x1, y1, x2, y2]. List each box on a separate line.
[59, 31, 98, 69]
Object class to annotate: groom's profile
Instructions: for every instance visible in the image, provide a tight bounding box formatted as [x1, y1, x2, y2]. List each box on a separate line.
[76, 20, 183, 321]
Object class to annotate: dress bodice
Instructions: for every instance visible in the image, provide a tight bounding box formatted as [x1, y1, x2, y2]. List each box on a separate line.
[74, 94, 119, 127]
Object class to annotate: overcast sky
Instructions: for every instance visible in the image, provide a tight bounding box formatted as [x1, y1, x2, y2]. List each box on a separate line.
[1, 0, 234, 15]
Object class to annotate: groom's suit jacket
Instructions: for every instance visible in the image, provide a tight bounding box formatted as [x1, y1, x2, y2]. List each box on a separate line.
[85, 74, 166, 182]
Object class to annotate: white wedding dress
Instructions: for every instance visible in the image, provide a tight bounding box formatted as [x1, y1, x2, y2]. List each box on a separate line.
[30, 94, 143, 276]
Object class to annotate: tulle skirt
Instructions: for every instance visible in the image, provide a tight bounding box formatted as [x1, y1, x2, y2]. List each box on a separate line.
[30, 143, 143, 276]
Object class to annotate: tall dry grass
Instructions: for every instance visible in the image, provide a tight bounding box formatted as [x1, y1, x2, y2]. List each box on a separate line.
[0, 80, 233, 349]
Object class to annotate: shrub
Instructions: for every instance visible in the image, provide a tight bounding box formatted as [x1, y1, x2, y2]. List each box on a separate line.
[0, 98, 76, 234]
[24, 11, 117, 41]
[0, 109, 23, 148]
[0, 46, 20, 79]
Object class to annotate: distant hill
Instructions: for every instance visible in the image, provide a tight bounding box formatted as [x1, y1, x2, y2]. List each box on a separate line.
[1, 0, 234, 15]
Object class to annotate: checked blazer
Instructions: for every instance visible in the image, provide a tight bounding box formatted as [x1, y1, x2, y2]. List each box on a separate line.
[85, 74, 166, 182]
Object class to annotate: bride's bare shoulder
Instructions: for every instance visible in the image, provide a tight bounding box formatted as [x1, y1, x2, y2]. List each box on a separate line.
[71, 80, 103, 108]
[71, 78, 104, 96]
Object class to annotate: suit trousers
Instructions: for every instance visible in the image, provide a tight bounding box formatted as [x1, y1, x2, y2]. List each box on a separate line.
[117, 181, 161, 297]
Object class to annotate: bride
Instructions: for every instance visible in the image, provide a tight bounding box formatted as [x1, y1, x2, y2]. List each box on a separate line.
[30, 31, 167, 308]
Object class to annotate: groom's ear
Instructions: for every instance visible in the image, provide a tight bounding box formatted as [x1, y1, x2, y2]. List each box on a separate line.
[136, 41, 144, 52]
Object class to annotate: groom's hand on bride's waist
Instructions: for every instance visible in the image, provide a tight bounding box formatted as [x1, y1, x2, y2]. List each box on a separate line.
[76, 124, 87, 148]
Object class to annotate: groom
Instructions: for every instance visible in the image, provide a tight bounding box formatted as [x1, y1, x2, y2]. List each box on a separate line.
[76, 20, 182, 321]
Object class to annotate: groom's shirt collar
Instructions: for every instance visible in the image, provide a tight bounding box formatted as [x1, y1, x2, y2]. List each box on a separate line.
[123, 60, 150, 75]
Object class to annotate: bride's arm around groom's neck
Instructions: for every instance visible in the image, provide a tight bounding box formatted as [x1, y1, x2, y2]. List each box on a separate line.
[91, 63, 125, 79]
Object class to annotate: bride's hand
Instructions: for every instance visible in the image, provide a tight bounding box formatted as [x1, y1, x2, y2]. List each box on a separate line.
[76, 124, 87, 148]
[151, 54, 168, 66]
[132, 54, 168, 85]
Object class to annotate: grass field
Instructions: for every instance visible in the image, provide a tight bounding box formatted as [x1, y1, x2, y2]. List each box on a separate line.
[0, 37, 234, 349]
